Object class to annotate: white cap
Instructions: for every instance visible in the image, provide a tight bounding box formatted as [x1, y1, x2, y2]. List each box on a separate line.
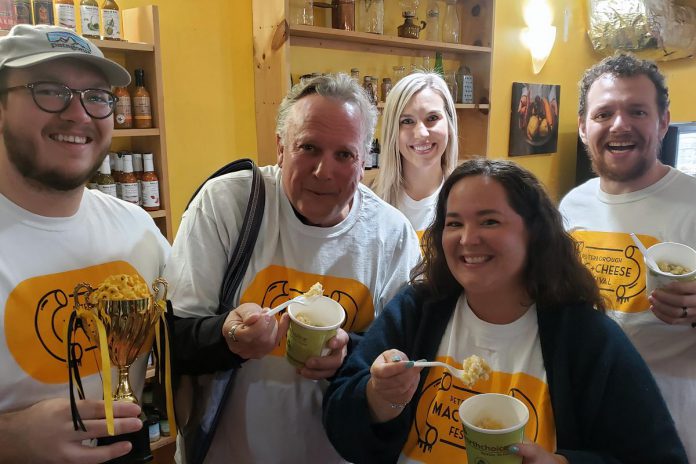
[0, 24, 130, 86]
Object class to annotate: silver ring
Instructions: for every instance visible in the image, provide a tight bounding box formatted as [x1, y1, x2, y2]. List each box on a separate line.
[228, 324, 241, 342]
[681, 307, 688, 319]
[389, 401, 408, 410]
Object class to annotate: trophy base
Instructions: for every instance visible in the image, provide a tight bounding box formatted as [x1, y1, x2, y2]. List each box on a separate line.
[98, 424, 153, 463]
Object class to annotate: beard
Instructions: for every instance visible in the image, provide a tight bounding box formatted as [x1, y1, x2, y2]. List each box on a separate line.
[3, 123, 106, 192]
[586, 142, 658, 183]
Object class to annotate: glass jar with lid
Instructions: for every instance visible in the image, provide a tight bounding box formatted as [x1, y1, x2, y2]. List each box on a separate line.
[392, 65, 405, 83]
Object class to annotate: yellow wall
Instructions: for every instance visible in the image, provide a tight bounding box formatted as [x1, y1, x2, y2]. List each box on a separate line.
[117, 0, 696, 231]
[119, 0, 258, 232]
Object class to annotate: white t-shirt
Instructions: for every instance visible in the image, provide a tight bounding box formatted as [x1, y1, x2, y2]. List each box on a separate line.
[397, 185, 441, 241]
[0, 189, 170, 413]
[559, 167, 696, 460]
[398, 295, 556, 463]
[165, 165, 421, 464]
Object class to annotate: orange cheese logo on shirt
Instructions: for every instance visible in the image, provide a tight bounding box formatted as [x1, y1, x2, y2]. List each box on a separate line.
[5, 261, 142, 383]
[571, 231, 658, 313]
[402, 357, 556, 462]
[240, 265, 374, 357]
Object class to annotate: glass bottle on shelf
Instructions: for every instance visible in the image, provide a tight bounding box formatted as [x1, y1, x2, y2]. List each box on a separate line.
[444, 71, 457, 102]
[54, 0, 76, 31]
[133, 68, 153, 129]
[113, 86, 132, 129]
[422, 54, 431, 71]
[141, 153, 160, 211]
[360, 0, 383, 34]
[442, 0, 460, 44]
[434, 51, 443, 76]
[80, 0, 100, 37]
[95, 156, 117, 197]
[100, 0, 120, 40]
[380, 77, 391, 102]
[392, 65, 405, 83]
[120, 154, 139, 205]
[294, 0, 313, 26]
[425, 0, 439, 42]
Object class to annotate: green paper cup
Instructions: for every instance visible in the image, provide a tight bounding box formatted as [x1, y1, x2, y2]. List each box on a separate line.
[645, 242, 696, 295]
[286, 295, 345, 368]
[459, 393, 529, 464]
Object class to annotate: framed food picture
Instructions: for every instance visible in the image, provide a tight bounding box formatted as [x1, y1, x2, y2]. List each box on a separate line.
[509, 82, 560, 156]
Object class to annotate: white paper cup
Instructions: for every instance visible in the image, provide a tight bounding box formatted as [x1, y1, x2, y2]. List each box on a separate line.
[645, 242, 696, 295]
[285, 296, 345, 367]
[459, 393, 529, 464]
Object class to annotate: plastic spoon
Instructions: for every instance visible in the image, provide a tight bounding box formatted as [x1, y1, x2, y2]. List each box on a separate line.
[630, 233, 659, 270]
[411, 360, 469, 379]
[266, 295, 313, 317]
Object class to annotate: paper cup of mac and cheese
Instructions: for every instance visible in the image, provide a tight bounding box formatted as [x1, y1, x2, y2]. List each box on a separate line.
[286, 296, 345, 368]
[459, 393, 529, 464]
[645, 242, 696, 295]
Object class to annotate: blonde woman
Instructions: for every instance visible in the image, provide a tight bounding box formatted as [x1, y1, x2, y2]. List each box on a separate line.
[372, 71, 458, 240]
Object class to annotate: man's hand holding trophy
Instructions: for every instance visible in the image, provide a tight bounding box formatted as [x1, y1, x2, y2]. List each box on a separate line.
[67, 274, 175, 463]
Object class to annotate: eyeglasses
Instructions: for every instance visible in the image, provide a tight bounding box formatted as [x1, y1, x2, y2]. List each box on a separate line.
[0, 81, 118, 119]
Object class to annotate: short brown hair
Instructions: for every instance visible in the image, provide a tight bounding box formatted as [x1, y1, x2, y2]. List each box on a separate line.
[578, 53, 669, 118]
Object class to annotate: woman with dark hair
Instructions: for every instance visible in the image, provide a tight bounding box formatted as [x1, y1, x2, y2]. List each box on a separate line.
[324, 159, 686, 463]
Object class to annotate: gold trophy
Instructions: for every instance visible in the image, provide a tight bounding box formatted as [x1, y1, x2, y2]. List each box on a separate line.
[68, 275, 175, 463]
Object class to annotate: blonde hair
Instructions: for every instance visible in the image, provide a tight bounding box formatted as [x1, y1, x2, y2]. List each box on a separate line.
[372, 71, 458, 206]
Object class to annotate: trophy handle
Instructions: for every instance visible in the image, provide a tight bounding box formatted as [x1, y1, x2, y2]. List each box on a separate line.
[152, 277, 168, 302]
[74, 282, 95, 309]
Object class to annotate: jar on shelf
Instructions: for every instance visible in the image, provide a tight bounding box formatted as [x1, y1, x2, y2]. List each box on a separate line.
[360, 0, 382, 34]
[294, 0, 313, 26]
[442, 0, 460, 44]
[316, 0, 354, 31]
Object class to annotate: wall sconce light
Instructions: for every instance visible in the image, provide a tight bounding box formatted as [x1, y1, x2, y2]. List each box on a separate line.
[520, 0, 556, 74]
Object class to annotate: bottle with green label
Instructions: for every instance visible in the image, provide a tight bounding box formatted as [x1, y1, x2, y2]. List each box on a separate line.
[434, 51, 444, 77]
[80, 0, 99, 37]
[100, 0, 120, 40]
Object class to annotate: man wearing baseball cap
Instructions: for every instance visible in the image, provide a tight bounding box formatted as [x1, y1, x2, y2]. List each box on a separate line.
[0, 25, 169, 463]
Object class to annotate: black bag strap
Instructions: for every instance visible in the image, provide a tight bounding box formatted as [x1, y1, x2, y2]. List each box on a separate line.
[179, 158, 265, 464]
[186, 158, 265, 312]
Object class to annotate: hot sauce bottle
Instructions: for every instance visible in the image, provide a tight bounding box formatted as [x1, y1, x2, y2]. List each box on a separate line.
[140, 153, 160, 211]
[113, 86, 132, 129]
[133, 68, 153, 129]
[120, 154, 139, 205]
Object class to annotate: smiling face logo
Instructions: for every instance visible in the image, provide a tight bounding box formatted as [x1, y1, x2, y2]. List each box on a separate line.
[5, 262, 140, 383]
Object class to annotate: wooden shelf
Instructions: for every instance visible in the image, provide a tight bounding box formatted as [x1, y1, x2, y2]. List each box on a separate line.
[288, 25, 492, 56]
[0, 30, 153, 51]
[150, 434, 176, 451]
[113, 128, 160, 137]
[376, 102, 489, 110]
[147, 209, 167, 219]
[253, 0, 495, 163]
[90, 38, 154, 52]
